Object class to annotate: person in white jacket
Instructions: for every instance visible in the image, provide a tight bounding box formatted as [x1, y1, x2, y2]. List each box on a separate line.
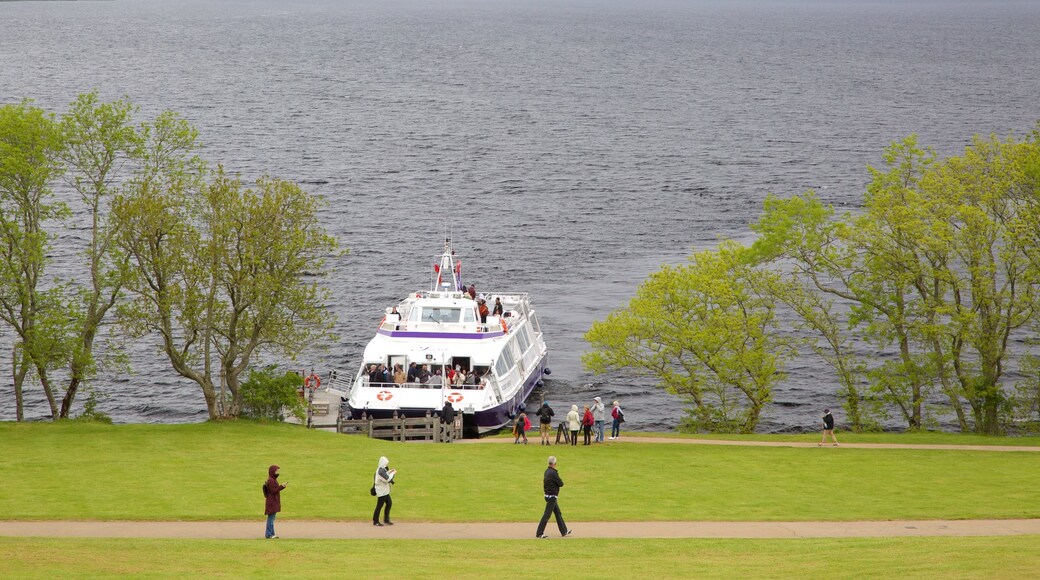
[373, 456, 396, 526]
[566, 405, 580, 447]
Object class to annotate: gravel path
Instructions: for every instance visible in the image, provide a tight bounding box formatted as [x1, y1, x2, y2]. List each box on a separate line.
[2, 519, 1039, 540]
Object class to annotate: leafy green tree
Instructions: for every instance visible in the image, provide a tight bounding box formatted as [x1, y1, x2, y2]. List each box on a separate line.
[55, 91, 144, 418]
[752, 132, 1040, 434]
[0, 100, 68, 420]
[114, 151, 338, 419]
[584, 242, 795, 433]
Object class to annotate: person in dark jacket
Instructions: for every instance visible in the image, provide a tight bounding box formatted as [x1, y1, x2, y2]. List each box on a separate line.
[538, 402, 555, 446]
[819, 409, 839, 447]
[264, 464, 287, 539]
[535, 456, 571, 538]
[441, 400, 456, 442]
[492, 297, 504, 316]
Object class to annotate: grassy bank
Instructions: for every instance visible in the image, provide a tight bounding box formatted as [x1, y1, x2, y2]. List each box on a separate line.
[1, 536, 1038, 578]
[2, 421, 1039, 522]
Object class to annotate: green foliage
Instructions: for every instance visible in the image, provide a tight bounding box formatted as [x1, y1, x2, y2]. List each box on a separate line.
[585, 242, 795, 433]
[239, 366, 305, 422]
[70, 388, 113, 424]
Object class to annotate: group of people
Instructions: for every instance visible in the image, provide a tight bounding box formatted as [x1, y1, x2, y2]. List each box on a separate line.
[265, 454, 574, 540]
[366, 362, 486, 389]
[263, 456, 400, 538]
[513, 397, 625, 446]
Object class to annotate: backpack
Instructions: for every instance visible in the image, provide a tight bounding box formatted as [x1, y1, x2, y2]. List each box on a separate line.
[618, 408, 625, 423]
[262, 483, 270, 498]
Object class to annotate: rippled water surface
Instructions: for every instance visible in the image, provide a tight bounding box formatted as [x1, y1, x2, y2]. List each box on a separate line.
[1, 0, 1039, 430]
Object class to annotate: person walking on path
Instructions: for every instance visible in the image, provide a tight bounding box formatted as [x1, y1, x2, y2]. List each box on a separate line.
[609, 400, 624, 439]
[592, 397, 606, 443]
[536, 455, 572, 539]
[538, 402, 555, 446]
[581, 406, 594, 445]
[819, 409, 839, 447]
[373, 456, 396, 526]
[567, 405, 580, 446]
[264, 465, 287, 539]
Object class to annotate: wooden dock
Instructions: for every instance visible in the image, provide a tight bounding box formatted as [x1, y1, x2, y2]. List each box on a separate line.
[337, 411, 463, 443]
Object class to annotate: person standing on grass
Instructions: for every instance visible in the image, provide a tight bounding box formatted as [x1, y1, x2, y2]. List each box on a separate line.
[581, 405, 594, 445]
[610, 400, 623, 439]
[264, 465, 287, 539]
[819, 409, 839, 447]
[538, 402, 555, 446]
[567, 405, 580, 446]
[536, 455, 572, 539]
[373, 456, 396, 526]
[592, 396, 605, 443]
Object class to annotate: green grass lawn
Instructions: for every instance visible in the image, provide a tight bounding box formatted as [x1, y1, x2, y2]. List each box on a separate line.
[1, 536, 1038, 579]
[2, 421, 1039, 522]
[623, 430, 1040, 446]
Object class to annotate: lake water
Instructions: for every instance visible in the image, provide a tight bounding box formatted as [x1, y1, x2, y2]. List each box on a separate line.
[1, 0, 1038, 431]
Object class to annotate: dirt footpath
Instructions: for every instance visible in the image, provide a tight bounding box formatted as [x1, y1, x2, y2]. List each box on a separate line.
[2, 519, 1040, 540]
[458, 437, 1040, 452]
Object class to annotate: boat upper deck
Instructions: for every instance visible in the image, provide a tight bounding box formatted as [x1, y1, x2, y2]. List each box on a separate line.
[376, 291, 537, 340]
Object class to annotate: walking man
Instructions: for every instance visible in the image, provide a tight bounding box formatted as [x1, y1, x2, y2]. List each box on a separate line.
[819, 408, 839, 447]
[536, 456, 572, 538]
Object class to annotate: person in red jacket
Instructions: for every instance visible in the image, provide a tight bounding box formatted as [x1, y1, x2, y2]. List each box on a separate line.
[581, 406, 594, 445]
[264, 465, 287, 539]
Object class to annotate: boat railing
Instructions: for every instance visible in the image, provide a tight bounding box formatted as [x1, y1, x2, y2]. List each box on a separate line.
[361, 378, 487, 391]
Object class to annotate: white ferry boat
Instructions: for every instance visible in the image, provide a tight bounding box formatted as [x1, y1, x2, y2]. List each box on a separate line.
[339, 239, 550, 435]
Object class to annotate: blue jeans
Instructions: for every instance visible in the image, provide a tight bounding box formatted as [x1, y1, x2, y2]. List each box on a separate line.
[611, 418, 620, 438]
[594, 420, 605, 442]
[265, 513, 276, 538]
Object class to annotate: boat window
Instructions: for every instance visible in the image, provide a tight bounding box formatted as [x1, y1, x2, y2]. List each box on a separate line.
[462, 308, 475, 323]
[495, 347, 516, 377]
[420, 307, 461, 323]
[409, 308, 421, 322]
[516, 325, 531, 353]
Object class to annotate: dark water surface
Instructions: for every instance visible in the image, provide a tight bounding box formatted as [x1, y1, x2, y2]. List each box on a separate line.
[1, 0, 1038, 430]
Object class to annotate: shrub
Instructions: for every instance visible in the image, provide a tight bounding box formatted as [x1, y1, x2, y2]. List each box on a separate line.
[240, 366, 305, 422]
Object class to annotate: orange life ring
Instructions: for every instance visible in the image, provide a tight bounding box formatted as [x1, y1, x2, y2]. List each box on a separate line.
[500, 319, 508, 333]
[447, 392, 463, 403]
[304, 373, 321, 390]
[376, 390, 393, 401]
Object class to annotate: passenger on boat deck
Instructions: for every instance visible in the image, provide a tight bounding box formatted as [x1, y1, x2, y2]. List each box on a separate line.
[492, 297, 503, 316]
[407, 363, 419, 383]
[446, 366, 457, 383]
[452, 366, 466, 387]
[478, 299, 489, 323]
[465, 371, 478, 386]
[393, 364, 406, 386]
[467, 284, 476, 299]
[382, 365, 393, 385]
[419, 365, 431, 384]
[368, 365, 382, 386]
